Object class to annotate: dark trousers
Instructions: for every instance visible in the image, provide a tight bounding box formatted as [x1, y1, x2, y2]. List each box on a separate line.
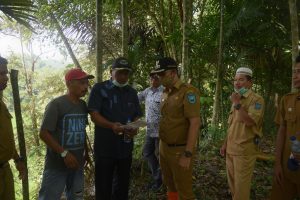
[143, 136, 162, 185]
[95, 156, 132, 200]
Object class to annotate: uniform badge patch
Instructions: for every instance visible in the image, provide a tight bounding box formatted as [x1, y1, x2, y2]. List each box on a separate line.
[255, 102, 262, 110]
[187, 93, 196, 104]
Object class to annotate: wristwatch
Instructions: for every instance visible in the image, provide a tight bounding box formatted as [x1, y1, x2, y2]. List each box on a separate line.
[60, 150, 68, 158]
[184, 150, 193, 158]
[234, 103, 241, 110]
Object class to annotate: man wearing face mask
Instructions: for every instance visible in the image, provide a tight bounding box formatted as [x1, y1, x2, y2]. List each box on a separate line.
[88, 57, 142, 200]
[153, 57, 201, 200]
[220, 67, 265, 200]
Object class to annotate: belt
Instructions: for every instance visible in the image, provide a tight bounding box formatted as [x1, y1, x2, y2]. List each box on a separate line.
[167, 143, 186, 147]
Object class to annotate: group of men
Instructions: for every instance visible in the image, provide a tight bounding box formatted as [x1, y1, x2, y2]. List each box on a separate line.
[0, 54, 300, 200]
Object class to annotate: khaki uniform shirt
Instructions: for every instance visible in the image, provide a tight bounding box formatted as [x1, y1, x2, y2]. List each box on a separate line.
[226, 90, 264, 155]
[0, 100, 15, 164]
[275, 92, 300, 180]
[159, 79, 200, 145]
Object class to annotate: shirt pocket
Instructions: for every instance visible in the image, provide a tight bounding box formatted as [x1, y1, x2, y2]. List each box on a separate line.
[227, 111, 233, 125]
[127, 102, 136, 116]
[285, 110, 296, 123]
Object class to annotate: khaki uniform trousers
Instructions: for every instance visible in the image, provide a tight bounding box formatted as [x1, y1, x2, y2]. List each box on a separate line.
[159, 141, 195, 200]
[0, 163, 15, 200]
[226, 153, 256, 200]
[270, 175, 300, 200]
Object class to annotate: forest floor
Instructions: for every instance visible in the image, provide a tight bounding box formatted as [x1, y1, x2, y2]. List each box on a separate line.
[128, 136, 275, 200]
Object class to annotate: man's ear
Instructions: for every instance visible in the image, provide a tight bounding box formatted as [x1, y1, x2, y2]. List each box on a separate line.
[66, 80, 72, 87]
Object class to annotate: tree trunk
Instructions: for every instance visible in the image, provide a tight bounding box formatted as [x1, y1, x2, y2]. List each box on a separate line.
[212, 0, 224, 127]
[288, 0, 299, 91]
[96, 0, 103, 82]
[10, 70, 29, 200]
[122, 0, 129, 57]
[50, 14, 81, 69]
[182, 0, 193, 81]
[18, 26, 40, 147]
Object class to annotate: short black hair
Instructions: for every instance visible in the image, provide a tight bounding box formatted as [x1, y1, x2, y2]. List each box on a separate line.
[295, 55, 300, 64]
[0, 56, 8, 65]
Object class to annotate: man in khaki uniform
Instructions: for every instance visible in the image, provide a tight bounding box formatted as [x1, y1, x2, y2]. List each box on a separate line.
[220, 67, 264, 200]
[270, 55, 300, 199]
[0, 56, 26, 200]
[153, 57, 201, 200]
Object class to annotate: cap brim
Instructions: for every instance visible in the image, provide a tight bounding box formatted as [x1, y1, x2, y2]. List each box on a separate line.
[236, 72, 252, 77]
[152, 69, 166, 73]
[76, 75, 95, 80]
[113, 67, 132, 71]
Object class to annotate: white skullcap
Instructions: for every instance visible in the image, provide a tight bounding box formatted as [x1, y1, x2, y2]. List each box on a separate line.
[236, 67, 253, 77]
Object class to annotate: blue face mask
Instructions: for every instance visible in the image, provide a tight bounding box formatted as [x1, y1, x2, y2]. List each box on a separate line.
[112, 80, 128, 88]
[234, 87, 248, 95]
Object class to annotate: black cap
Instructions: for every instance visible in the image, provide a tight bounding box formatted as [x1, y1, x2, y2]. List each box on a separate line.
[152, 57, 177, 73]
[111, 57, 132, 71]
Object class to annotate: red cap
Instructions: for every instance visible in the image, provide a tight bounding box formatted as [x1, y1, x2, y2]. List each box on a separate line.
[65, 68, 94, 81]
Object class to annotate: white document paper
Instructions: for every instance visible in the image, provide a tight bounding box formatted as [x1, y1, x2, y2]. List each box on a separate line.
[121, 119, 147, 129]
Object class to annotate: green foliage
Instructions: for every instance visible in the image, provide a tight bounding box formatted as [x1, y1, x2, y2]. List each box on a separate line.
[0, 0, 36, 30]
[1, 0, 300, 198]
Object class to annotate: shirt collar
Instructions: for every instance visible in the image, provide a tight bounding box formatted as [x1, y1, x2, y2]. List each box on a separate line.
[242, 89, 252, 98]
[173, 79, 183, 90]
[151, 85, 163, 92]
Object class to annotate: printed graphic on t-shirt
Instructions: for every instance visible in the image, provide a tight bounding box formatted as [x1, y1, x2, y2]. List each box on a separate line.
[61, 114, 86, 150]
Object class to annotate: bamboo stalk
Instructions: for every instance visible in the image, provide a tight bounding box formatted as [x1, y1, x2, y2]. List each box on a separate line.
[10, 69, 29, 200]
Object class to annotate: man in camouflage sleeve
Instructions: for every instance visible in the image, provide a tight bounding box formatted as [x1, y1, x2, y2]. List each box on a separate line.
[0, 56, 26, 200]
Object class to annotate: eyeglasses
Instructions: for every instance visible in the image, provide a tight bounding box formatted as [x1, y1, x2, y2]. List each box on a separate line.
[150, 75, 159, 80]
[157, 70, 172, 77]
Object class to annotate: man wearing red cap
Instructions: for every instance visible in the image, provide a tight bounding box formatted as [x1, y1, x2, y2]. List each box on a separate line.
[38, 68, 94, 200]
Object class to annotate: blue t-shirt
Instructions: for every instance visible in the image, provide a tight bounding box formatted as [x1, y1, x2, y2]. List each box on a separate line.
[88, 80, 142, 158]
[41, 95, 88, 170]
